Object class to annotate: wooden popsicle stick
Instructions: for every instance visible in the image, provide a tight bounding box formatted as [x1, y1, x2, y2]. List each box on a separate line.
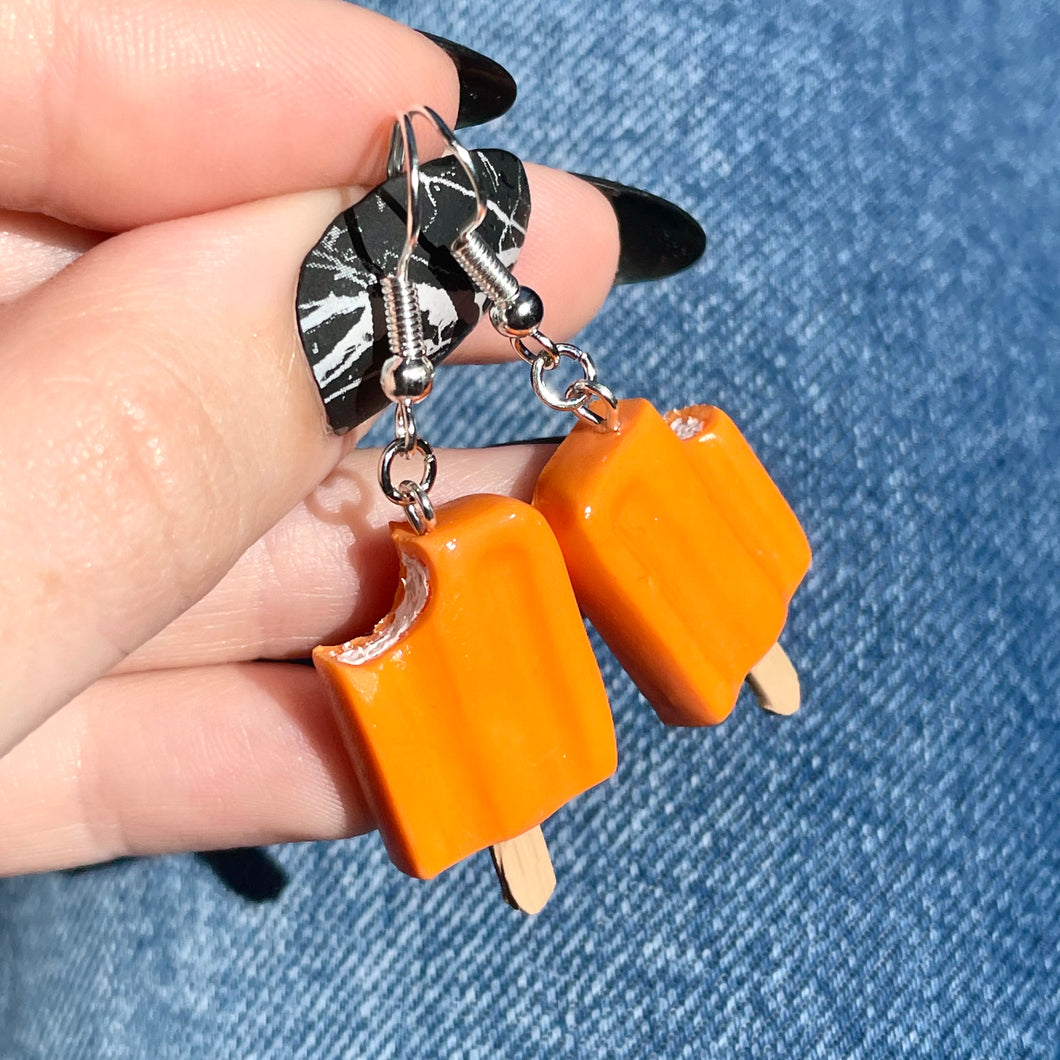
[747, 641, 801, 716]
[490, 826, 556, 915]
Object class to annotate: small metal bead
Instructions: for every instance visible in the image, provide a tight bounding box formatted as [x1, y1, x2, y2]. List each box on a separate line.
[380, 356, 434, 403]
[490, 285, 545, 338]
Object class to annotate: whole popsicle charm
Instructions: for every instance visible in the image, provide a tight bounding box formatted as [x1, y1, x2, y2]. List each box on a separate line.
[533, 398, 811, 726]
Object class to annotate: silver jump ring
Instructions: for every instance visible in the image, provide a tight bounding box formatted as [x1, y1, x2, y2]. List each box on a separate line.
[396, 481, 437, 535]
[567, 379, 620, 428]
[394, 401, 418, 452]
[512, 328, 561, 367]
[379, 437, 437, 505]
[530, 342, 599, 413]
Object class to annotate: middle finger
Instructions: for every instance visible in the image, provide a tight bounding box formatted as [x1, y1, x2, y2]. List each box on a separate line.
[117, 441, 560, 672]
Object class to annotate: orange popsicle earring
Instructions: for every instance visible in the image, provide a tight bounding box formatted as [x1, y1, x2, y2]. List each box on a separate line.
[309, 110, 616, 914]
[442, 121, 812, 729]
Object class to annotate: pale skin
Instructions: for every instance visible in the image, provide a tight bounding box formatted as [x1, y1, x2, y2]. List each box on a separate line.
[0, 0, 620, 875]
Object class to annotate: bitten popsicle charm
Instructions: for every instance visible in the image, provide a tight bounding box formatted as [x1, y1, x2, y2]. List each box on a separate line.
[313, 495, 617, 890]
[533, 398, 811, 727]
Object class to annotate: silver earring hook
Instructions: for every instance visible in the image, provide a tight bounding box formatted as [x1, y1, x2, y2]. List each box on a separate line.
[387, 106, 487, 245]
[378, 110, 443, 534]
[387, 113, 423, 283]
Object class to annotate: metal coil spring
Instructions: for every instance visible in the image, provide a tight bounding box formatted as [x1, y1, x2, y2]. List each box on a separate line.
[451, 230, 520, 306]
[380, 274, 426, 364]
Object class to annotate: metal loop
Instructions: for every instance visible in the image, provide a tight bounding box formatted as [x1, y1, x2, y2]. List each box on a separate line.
[567, 379, 620, 428]
[393, 401, 417, 451]
[529, 342, 599, 413]
[511, 328, 562, 367]
[396, 481, 437, 535]
[379, 437, 437, 505]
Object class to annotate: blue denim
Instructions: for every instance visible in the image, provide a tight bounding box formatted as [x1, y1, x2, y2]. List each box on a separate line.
[2, 1, 1057, 1057]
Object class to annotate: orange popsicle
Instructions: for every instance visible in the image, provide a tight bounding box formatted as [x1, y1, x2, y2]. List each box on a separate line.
[313, 493, 616, 880]
[533, 398, 810, 727]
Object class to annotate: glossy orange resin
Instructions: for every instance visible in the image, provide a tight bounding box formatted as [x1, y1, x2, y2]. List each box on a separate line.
[533, 399, 810, 726]
[313, 494, 616, 880]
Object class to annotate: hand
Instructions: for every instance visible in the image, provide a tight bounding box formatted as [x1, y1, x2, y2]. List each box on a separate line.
[0, 0, 620, 874]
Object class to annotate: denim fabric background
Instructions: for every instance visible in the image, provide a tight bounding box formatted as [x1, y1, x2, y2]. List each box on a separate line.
[1, 1, 1057, 1057]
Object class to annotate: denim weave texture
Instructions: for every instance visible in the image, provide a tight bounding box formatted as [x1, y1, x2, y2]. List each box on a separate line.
[1, 1, 1057, 1057]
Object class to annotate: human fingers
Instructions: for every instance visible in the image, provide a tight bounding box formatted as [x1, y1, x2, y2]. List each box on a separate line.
[0, 663, 370, 877]
[0, 164, 621, 359]
[0, 167, 703, 310]
[0, 210, 103, 304]
[0, 0, 462, 229]
[119, 442, 558, 672]
[0, 171, 619, 755]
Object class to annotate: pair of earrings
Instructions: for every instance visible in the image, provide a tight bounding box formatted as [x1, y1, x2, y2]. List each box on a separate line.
[296, 109, 811, 915]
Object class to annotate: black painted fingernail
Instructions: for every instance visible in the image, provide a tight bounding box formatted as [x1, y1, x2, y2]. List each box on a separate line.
[197, 849, 288, 903]
[418, 32, 517, 129]
[572, 174, 706, 285]
[490, 435, 568, 448]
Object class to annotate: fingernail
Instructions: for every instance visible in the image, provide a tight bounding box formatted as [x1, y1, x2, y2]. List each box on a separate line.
[489, 435, 568, 448]
[418, 32, 517, 129]
[572, 175, 706, 285]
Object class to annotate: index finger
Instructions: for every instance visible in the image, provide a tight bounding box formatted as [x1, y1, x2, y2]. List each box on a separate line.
[0, 166, 619, 757]
[0, 0, 459, 229]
